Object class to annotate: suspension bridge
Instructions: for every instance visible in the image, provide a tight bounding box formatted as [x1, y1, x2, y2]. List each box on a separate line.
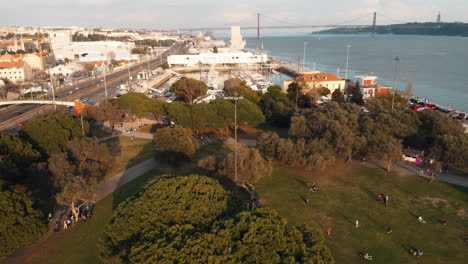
[178, 12, 412, 37]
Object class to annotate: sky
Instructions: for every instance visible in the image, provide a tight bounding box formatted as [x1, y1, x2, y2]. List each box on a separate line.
[0, 0, 466, 31]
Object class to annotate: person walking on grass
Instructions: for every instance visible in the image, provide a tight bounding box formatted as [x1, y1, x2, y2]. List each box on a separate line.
[355, 219, 359, 228]
[384, 195, 389, 206]
[387, 224, 392, 234]
[327, 227, 332, 236]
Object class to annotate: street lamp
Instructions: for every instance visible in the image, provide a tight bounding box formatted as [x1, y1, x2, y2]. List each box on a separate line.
[103, 66, 108, 99]
[345, 43, 351, 79]
[303, 42, 307, 72]
[391, 56, 400, 111]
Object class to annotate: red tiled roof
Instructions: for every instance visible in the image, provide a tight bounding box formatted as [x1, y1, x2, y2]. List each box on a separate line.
[95, 61, 109, 67]
[299, 72, 343, 82]
[0, 61, 25, 68]
[36, 52, 49, 56]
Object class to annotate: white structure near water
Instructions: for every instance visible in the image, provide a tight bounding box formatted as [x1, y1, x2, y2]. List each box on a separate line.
[48, 31, 137, 62]
[230, 26, 246, 51]
[168, 52, 267, 67]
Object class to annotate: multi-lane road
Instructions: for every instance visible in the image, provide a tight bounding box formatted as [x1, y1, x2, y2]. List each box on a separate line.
[0, 42, 187, 131]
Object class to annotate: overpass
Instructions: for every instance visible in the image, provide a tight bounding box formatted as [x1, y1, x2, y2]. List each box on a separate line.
[0, 100, 87, 116]
[0, 100, 75, 107]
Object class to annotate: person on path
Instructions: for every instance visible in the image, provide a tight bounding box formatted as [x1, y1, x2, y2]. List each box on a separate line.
[418, 216, 426, 223]
[355, 219, 359, 228]
[327, 227, 332, 236]
[385, 195, 389, 206]
[387, 224, 392, 234]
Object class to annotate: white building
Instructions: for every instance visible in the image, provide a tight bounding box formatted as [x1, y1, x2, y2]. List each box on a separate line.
[0, 61, 33, 83]
[48, 31, 137, 62]
[168, 52, 267, 67]
[230, 26, 246, 51]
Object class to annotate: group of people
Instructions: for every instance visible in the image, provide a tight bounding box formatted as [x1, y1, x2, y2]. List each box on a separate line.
[246, 199, 259, 210]
[409, 249, 424, 257]
[377, 193, 389, 206]
[53, 205, 93, 232]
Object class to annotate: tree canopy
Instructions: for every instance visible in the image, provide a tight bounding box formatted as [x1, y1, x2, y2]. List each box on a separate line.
[198, 144, 272, 198]
[97, 175, 231, 262]
[98, 175, 334, 264]
[0, 132, 40, 176]
[153, 127, 199, 163]
[259, 85, 295, 127]
[170, 77, 208, 104]
[19, 116, 89, 156]
[165, 99, 264, 131]
[225, 84, 261, 104]
[112, 92, 165, 118]
[0, 182, 47, 261]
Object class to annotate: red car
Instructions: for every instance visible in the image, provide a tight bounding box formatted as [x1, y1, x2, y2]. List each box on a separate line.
[410, 105, 426, 112]
[16, 121, 27, 127]
[423, 103, 436, 110]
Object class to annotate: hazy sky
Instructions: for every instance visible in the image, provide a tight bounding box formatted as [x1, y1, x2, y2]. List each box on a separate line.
[0, 0, 466, 29]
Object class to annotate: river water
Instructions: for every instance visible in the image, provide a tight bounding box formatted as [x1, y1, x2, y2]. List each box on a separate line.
[242, 34, 468, 112]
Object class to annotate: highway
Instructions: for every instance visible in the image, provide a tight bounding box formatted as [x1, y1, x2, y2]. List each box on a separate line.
[0, 41, 187, 131]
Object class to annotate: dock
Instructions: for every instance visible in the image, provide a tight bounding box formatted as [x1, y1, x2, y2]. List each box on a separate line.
[268, 57, 318, 77]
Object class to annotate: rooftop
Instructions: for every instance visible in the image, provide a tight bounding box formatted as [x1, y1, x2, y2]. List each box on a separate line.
[0, 61, 25, 68]
[298, 72, 343, 82]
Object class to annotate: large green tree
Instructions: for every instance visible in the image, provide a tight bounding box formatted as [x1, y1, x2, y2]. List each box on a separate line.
[348, 82, 364, 105]
[0, 182, 47, 261]
[331, 88, 345, 104]
[153, 126, 199, 163]
[126, 208, 334, 264]
[171, 77, 208, 104]
[225, 84, 261, 104]
[199, 145, 272, 198]
[0, 132, 40, 181]
[259, 86, 295, 127]
[112, 92, 164, 118]
[165, 99, 264, 131]
[19, 116, 89, 156]
[98, 175, 231, 262]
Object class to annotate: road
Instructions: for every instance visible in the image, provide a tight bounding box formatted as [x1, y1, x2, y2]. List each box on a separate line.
[0, 42, 187, 131]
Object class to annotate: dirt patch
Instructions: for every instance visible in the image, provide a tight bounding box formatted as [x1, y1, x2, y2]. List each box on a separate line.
[287, 161, 355, 186]
[456, 208, 468, 219]
[420, 197, 451, 208]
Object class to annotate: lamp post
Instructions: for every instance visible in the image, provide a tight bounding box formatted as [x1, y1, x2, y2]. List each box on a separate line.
[233, 89, 240, 184]
[303, 42, 307, 72]
[103, 67, 108, 99]
[48, 66, 56, 111]
[345, 43, 351, 79]
[391, 56, 400, 111]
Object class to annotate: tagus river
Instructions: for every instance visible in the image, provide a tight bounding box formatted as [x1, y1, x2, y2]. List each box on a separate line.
[243, 34, 468, 112]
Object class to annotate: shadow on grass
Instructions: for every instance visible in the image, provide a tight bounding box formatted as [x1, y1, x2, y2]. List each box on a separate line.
[335, 209, 355, 224]
[360, 186, 378, 200]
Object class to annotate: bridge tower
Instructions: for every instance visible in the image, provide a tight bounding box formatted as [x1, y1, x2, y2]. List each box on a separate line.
[372, 12, 377, 36]
[257, 13, 260, 38]
[437, 12, 441, 23]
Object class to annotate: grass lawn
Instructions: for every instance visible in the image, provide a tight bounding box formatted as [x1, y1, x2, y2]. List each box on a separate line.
[255, 164, 468, 264]
[19, 169, 163, 264]
[103, 136, 156, 179]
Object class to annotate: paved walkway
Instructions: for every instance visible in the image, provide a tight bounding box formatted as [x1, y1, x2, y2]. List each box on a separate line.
[365, 159, 468, 188]
[1, 158, 159, 264]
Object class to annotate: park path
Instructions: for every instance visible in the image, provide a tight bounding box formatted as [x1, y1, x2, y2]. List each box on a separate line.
[365, 159, 468, 188]
[1, 158, 159, 264]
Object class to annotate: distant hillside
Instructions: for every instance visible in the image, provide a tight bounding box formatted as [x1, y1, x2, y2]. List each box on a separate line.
[317, 22, 468, 37]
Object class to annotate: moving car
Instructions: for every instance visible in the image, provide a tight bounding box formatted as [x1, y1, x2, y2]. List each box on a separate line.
[16, 121, 26, 127]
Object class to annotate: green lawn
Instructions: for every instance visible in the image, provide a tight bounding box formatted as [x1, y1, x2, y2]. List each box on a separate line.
[103, 136, 156, 179]
[255, 164, 468, 264]
[20, 169, 163, 264]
